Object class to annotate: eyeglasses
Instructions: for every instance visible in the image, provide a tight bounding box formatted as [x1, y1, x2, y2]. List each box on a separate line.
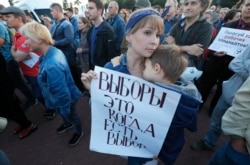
[119, 12, 125, 14]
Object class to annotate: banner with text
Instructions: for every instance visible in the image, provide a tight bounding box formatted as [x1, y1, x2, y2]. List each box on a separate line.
[89, 66, 181, 158]
[209, 27, 250, 57]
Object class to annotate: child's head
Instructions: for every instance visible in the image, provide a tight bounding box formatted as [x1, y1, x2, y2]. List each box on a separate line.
[143, 44, 188, 84]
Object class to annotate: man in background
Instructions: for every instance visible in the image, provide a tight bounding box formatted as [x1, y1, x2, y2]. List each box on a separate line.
[87, 0, 116, 69]
[107, 1, 125, 56]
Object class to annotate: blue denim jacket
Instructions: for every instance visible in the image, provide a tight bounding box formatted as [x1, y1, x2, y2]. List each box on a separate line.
[37, 46, 82, 116]
[107, 14, 126, 55]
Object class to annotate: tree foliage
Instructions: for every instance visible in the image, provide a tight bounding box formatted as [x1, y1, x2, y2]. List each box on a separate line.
[210, 0, 238, 8]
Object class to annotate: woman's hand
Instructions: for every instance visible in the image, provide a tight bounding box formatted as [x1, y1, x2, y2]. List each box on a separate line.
[81, 70, 97, 91]
[214, 51, 227, 57]
[111, 55, 123, 67]
[76, 48, 82, 54]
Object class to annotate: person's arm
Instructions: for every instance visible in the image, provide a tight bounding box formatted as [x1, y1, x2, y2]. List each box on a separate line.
[181, 23, 213, 56]
[179, 44, 204, 57]
[116, 18, 126, 53]
[222, 77, 250, 152]
[46, 66, 71, 116]
[11, 45, 29, 62]
[72, 17, 79, 39]
[106, 27, 116, 61]
[229, 46, 250, 80]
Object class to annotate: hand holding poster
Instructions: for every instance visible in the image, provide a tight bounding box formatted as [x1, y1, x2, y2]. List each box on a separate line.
[90, 66, 181, 158]
[22, 52, 40, 68]
[208, 27, 250, 57]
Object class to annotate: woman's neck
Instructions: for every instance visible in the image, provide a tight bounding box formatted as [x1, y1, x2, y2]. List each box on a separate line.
[40, 45, 50, 55]
[126, 49, 145, 78]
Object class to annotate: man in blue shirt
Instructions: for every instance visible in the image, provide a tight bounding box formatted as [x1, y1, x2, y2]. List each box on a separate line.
[50, 3, 84, 91]
[87, 0, 116, 70]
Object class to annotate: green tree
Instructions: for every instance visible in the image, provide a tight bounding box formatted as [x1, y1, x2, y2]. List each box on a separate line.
[122, 0, 136, 9]
[211, 0, 239, 8]
[74, 0, 81, 6]
[150, 0, 165, 8]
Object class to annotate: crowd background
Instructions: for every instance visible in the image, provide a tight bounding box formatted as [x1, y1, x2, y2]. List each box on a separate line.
[1, 0, 250, 164]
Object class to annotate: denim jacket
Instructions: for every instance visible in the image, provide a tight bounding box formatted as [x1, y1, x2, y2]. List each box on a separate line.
[37, 46, 82, 116]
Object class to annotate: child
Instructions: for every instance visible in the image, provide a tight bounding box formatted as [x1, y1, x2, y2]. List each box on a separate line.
[113, 44, 202, 164]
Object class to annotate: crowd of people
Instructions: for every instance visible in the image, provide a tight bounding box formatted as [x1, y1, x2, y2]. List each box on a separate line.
[0, 0, 250, 164]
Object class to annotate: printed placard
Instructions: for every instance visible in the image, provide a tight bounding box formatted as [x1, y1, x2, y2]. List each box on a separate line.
[209, 27, 250, 57]
[89, 66, 181, 158]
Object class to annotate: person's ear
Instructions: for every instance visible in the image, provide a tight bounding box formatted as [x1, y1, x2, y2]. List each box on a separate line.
[126, 34, 131, 43]
[154, 63, 161, 73]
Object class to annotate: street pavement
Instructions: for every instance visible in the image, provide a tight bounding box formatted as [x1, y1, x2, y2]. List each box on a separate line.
[0, 89, 228, 165]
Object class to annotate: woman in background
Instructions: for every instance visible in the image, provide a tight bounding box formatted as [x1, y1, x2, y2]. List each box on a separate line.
[76, 16, 91, 73]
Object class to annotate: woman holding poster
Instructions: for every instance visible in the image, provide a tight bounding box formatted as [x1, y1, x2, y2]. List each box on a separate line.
[81, 8, 200, 165]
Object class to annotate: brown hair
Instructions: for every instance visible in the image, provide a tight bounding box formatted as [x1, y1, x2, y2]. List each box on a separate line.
[78, 16, 91, 28]
[119, 8, 129, 22]
[128, 8, 164, 35]
[149, 44, 188, 83]
[88, 0, 104, 14]
[50, 3, 63, 13]
[200, 0, 212, 15]
[20, 22, 53, 45]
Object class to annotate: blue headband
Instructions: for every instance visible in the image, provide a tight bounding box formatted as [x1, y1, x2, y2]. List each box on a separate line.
[125, 9, 160, 35]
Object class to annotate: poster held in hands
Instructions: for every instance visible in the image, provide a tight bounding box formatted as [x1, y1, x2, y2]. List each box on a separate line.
[209, 27, 250, 57]
[89, 66, 181, 158]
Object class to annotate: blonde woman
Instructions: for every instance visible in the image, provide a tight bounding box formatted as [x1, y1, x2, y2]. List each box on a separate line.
[20, 22, 84, 147]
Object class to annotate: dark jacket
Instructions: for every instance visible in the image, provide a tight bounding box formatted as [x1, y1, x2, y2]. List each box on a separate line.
[170, 17, 213, 70]
[87, 21, 116, 69]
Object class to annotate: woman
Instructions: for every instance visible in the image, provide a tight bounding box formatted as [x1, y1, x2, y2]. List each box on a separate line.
[119, 8, 129, 23]
[19, 22, 83, 147]
[41, 16, 53, 30]
[76, 16, 91, 73]
[119, 8, 129, 54]
[82, 8, 197, 165]
[82, 8, 163, 164]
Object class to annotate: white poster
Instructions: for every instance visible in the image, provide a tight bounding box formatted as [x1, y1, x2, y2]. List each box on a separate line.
[209, 27, 250, 57]
[22, 52, 40, 68]
[90, 66, 181, 158]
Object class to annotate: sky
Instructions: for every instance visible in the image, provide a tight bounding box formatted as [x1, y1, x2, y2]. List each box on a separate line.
[1, 0, 89, 8]
[1, 0, 10, 7]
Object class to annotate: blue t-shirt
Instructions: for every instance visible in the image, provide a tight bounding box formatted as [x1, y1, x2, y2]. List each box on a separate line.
[90, 22, 105, 65]
[0, 23, 12, 62]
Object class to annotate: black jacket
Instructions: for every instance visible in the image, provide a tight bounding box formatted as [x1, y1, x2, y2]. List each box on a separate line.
[87, 21, 116, 69]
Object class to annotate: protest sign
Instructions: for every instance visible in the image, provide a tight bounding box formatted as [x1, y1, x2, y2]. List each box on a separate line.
[209, 27, 250, 57]
[90, 66, 181, 158]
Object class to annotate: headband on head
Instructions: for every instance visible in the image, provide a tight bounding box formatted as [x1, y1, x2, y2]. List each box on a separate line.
[125, 9, 160, 35]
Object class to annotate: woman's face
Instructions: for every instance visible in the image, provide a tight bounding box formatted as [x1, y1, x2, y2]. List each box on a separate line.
[126, 22, 161, 58]
[119, 10, 125, 19]
[24, 37, 40, 52]
[78, 19, 87, 30]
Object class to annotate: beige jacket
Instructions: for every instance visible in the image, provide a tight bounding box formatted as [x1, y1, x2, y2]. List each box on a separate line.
[222, 76, 250, 154]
